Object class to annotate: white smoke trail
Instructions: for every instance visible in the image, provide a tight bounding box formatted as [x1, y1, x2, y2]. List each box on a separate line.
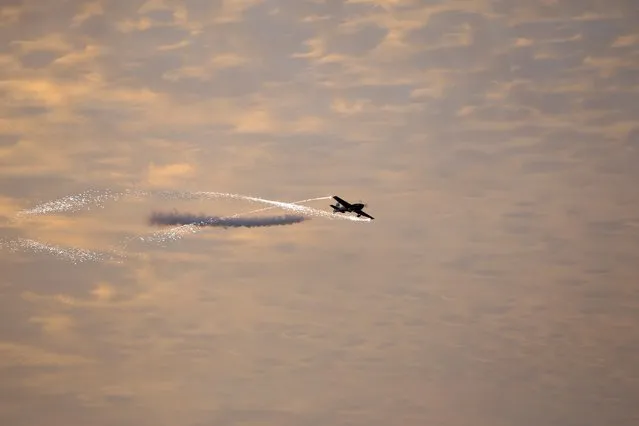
[18, 190, 369, 222]
[16, 189, 127, 216]
[149, 212, 307, 228]
[154, 192, 370, 222]
[134, 223, 199, 245]
[132, 196, 333, 245]
[0, 238, 123, 264]
[225, 196, 331, 218]
[11, 190, 371, 259]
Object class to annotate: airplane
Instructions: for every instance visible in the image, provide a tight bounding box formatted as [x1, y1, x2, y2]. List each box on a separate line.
[330, 195, 374, 220]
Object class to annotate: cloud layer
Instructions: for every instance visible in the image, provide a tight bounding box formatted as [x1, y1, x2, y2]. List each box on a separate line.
[1, 0, 638, 425]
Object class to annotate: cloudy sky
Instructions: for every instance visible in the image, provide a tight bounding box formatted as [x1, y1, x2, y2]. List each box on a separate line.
[1, 0, 639, 425]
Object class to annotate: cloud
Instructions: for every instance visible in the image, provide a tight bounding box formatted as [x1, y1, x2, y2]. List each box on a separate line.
[29, 314, 75, 335]
[147, 162, 195, 187]
[0, 6, 22, 27]
[611, 33, 639, 47]
[11, 33, 72, 54]
[90, 282, 116, 301]
[0, 342, 94, 367]
[71, 1, 104, 26]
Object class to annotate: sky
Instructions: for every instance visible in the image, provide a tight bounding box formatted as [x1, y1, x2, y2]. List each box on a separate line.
[1, 0, 639, 425]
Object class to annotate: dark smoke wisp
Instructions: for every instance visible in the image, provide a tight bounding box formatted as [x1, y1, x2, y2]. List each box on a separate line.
[148, 212, 308, 228]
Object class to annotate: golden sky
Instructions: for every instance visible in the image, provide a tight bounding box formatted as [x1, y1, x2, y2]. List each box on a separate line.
[1, 0, 639, 425]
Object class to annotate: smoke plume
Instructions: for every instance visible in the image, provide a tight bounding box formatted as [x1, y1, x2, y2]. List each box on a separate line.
[149, 212, 307, 228]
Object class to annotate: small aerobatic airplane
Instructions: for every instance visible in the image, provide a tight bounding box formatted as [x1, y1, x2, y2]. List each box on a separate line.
[330, 195, 374, 220]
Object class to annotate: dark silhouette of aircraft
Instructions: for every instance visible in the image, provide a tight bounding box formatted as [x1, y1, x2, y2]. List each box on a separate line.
[330, 195, 374, 220]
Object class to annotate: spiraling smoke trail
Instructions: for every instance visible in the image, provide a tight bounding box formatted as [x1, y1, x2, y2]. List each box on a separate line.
[121, 196, 331, 246]
[178, 192, 369, 221]
[16, 189, 127, 216]
[11, 191, 371, 258]
[149, 212, 307, 228]
[225, 196, 331, 218]
[18, 190, 369, 222]
[0, 238, 123, 264]
[137, 195, 334, 244]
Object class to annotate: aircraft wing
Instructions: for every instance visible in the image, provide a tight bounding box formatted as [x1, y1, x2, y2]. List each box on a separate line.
[332, 196, 351, 208]
[358, 210, 374, 220]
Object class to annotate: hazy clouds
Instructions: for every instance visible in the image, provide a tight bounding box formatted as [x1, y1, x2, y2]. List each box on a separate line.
[1, 1, 638, 425]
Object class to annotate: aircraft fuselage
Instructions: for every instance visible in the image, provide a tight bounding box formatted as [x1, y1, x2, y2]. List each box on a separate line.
[330, 195, 374, 219]
[330, 203, 364, 213]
